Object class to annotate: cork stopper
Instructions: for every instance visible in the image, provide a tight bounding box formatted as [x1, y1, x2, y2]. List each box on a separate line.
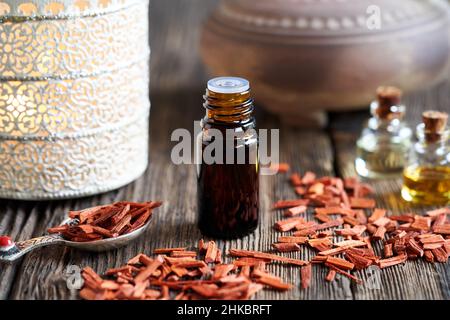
[422, 110, 448, 143]
[374, 86, 403, 119]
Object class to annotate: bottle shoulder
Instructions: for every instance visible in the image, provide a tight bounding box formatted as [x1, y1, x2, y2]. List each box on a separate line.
[201, 117, 256, 130]
[408, 141, 450, 167]
[362, 118, 411, 135]
[357, 119, 412, 151]
[412, 140, 449, 153]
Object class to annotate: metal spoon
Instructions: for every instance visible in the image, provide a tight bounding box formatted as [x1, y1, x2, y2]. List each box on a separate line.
[0, 217, 153, 263]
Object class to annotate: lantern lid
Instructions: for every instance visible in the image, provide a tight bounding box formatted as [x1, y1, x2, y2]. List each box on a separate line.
[0, 0, 143, 18]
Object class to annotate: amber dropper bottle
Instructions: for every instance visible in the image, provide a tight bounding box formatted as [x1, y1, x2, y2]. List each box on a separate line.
[402, 111, 450, 205]
[197, 77, 259, 239]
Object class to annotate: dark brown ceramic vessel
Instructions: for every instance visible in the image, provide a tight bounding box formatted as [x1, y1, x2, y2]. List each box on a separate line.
[201, 0, 450, 127]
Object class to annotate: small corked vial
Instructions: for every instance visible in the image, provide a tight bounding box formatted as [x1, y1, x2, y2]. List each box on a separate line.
[355, 86, 412, 179]
[372, 86, 405, 120]
[422, 110, 449, 143]
[402, 110, 449, 205]
[374, 86, 403, 119]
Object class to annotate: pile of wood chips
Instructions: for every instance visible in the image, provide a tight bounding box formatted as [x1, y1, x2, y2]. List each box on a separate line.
[80, 240, 286, 300]
[48, 201, 162, 242]
[78, 165, 449, 300]
[269, 165, 449, 286]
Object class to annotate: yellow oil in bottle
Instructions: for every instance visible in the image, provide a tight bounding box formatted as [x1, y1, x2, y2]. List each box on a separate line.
[401, 166, 450, 205]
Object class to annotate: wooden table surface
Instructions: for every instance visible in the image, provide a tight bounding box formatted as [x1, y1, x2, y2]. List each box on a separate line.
[0, 0, 449, 300]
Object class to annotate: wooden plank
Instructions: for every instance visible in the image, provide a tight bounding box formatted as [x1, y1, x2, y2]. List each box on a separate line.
[329, 80, 450, 300]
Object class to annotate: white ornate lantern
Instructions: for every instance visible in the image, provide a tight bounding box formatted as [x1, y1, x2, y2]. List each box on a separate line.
[0, 0, 150, 199]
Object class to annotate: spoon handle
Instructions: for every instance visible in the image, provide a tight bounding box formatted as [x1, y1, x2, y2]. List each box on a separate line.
[0, 234, 65, 263]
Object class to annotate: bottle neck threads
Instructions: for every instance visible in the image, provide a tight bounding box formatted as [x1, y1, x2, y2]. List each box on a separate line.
[203, 89, 254, 124]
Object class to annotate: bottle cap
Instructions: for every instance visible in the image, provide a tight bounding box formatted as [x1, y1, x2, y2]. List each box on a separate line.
[422, 110, 448, 143]
[422, 110, 448, 133]
[375, 86, 403, 119]
[207, 77, 250, 94]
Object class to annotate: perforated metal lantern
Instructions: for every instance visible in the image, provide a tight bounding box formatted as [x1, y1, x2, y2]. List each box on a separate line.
[0, 0, 150, 200]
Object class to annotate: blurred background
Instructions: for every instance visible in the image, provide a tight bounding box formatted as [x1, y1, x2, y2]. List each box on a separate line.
[149, 0, 216, 94]
[149, 0, 449, 130]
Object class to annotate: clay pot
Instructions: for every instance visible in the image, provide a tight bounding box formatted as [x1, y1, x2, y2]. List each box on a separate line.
[200, 0, 450, 127]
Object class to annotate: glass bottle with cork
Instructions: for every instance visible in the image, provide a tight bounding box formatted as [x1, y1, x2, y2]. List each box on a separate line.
[197, 77, 259, 239]
[355, 86, 412, 178]
[402, 111, 449, 205]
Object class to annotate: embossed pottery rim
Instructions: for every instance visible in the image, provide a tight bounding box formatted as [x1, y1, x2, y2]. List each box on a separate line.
[201, 0, 450, 127]
[207, 15, 449, 46]
[212, 0, 449, 40]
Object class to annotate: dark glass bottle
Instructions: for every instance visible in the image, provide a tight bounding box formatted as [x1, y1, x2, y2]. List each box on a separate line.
[197, 77, 259, 239]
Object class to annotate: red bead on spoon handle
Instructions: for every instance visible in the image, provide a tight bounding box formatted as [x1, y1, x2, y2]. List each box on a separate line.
[0, 236, 13, 247]
[0, 233, 65, 263]
[0, 235, 19, 261]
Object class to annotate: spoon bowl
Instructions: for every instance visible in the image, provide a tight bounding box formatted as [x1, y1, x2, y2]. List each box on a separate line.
[0, 216, 153, 263]
[62, 217, 153, 252]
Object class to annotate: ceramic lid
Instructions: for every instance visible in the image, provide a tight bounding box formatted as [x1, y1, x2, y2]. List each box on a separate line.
[213, 0, 449, 36]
